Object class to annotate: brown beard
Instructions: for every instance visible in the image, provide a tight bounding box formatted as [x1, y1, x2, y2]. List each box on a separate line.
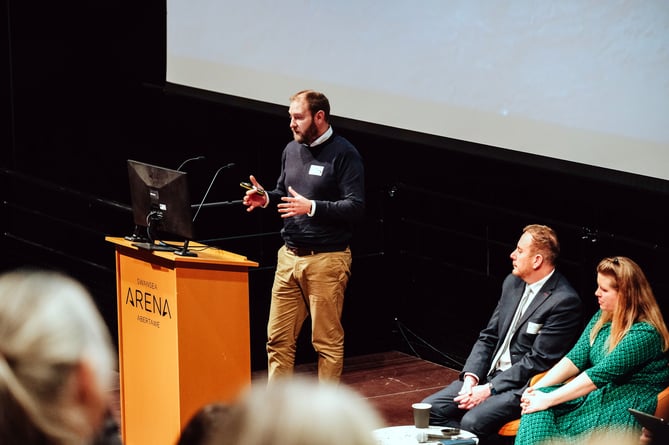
[293, 120, 319, 145]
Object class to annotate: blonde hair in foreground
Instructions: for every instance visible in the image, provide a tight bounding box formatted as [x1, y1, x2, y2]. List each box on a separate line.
[219, 376, 383, 445]
[538, 428, 641, 445]
[0, 269, 116, 444]
[588, 429, 643, 445]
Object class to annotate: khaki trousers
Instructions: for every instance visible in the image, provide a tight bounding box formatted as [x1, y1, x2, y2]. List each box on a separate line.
[266, 245, 351, 382]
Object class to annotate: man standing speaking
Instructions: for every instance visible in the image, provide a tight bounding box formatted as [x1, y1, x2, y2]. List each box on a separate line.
[243, 90, 365, 382]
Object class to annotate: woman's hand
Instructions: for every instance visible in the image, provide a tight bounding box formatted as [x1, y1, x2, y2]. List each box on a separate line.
[520, 386, 553, 414]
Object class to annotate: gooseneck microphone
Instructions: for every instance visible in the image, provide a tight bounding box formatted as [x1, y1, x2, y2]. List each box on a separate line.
[176, 155, 205, 171]
[174, 162, 236, 257]
[191, 163, 236, 222]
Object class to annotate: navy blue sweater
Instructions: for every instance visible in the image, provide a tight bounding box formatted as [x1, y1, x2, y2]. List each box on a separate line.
[267, 132, 365, 250]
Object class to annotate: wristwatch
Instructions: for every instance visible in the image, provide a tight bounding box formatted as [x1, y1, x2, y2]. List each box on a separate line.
[488, 382, 498, 395]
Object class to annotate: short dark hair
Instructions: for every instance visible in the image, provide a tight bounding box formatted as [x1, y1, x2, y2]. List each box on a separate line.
[290, 90, 330, 122]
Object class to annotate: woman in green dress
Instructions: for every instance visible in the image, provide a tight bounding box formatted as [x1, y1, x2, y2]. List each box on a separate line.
[515, 256, 669, 445]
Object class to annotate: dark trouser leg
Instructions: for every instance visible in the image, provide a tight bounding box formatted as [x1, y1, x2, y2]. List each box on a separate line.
[421, 380, 466, 427]
[460, 390, 521, 440]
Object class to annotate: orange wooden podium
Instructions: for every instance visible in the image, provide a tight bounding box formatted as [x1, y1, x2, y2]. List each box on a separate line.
[106, 237, 258, 445]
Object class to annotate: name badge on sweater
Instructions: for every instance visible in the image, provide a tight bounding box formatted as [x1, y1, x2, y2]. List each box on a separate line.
[309, 165, 324, 176]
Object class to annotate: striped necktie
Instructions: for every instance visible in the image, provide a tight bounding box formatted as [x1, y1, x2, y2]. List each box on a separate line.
[488, 286, 533, 375]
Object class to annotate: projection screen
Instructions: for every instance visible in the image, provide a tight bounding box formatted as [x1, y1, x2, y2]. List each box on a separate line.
[166, 1, 669, 183]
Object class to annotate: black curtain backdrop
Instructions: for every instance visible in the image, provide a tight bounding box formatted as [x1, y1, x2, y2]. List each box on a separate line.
[2, 1, 668, 371]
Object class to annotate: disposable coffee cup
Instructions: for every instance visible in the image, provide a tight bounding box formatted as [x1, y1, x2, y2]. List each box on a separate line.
[412, 402, 431, 428]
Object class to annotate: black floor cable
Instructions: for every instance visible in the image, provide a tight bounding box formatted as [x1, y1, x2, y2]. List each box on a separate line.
[394, 318, 466, 369]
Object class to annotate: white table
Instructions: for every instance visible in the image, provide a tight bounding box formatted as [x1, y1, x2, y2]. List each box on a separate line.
[374, 425, 478, 445]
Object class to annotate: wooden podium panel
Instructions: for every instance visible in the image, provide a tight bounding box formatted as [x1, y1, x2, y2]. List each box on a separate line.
[106, 237, 258, 445]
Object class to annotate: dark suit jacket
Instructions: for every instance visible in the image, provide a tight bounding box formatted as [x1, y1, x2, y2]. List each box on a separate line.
[461, 270, 583, 395]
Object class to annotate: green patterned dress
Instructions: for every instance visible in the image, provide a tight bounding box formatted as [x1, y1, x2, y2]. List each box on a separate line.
[515, 310, 669, 445]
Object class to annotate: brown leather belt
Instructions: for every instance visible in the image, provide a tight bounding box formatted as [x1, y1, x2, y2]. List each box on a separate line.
[285, 246, 319, 256]
[285, 245, 345, 256]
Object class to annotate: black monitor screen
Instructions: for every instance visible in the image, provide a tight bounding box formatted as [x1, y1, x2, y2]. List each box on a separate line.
[127, 159, 194, 241]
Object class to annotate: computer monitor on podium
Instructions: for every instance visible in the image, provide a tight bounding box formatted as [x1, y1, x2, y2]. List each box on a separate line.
[126, 159, 196, 256]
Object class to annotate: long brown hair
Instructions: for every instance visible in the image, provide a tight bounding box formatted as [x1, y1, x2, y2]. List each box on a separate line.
[591, 256, 669, 352]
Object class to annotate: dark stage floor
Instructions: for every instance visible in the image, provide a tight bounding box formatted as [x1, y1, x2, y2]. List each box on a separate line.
[251, 350, 459, 426]
[110, 350, 459, 430]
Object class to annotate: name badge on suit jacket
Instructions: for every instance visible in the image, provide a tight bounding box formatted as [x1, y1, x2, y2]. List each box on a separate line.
[526, 322, 543, 335]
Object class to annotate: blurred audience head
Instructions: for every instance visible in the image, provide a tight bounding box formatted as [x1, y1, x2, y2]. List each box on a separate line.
[177, 402, 231, 445]
[0, 268, 117, 444]
[218, 376, 383, 445]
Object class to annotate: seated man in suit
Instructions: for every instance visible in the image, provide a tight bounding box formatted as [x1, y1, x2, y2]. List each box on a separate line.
[422, 224, 583, 443]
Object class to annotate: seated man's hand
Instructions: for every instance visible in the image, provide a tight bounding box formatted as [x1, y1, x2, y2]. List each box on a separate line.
[454, 383, 492, 410]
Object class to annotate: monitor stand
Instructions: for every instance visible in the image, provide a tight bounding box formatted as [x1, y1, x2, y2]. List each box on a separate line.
[131, 241, 179, 252]
[174, 240, 197, 257]
[124, 226, 149, 243]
